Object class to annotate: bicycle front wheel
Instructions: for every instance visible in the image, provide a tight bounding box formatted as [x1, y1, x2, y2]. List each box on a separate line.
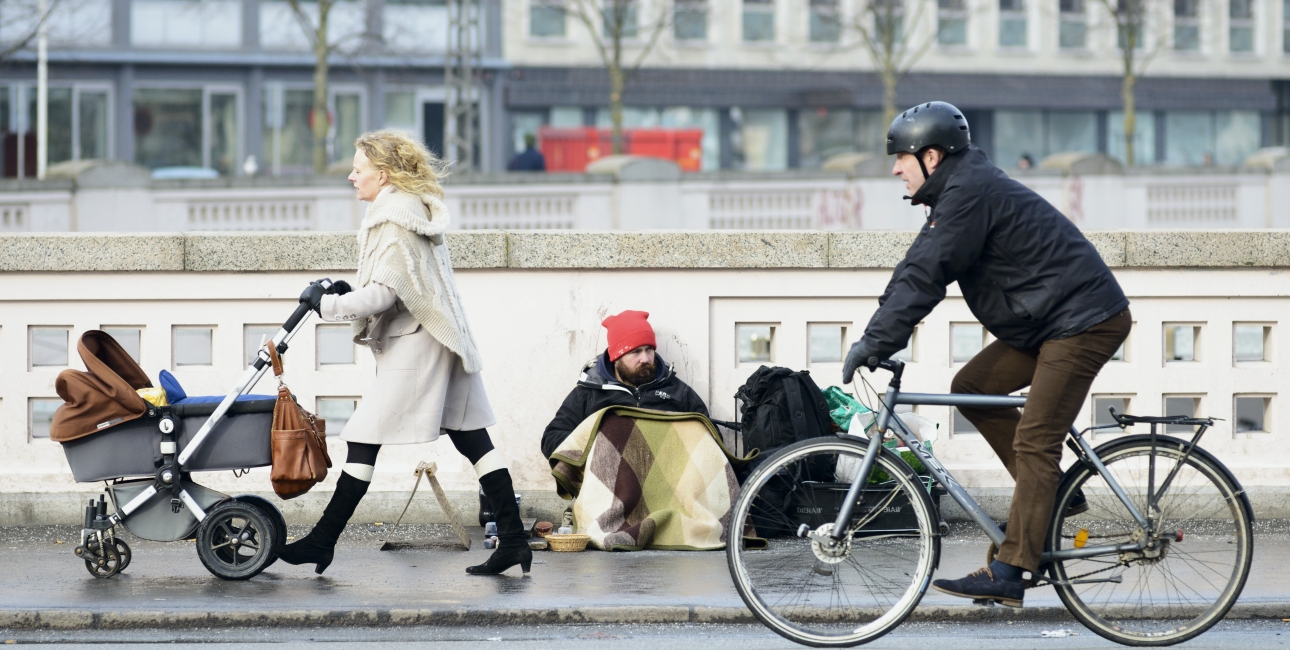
[727, 437, 939, 648]
[1049, 435, 1253, 646]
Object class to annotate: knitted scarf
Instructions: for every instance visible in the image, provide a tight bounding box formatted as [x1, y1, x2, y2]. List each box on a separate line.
[353, 185, 482, 373]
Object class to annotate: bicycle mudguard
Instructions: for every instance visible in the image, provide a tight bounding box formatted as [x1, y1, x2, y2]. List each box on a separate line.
[1069, 434, 1254, 525]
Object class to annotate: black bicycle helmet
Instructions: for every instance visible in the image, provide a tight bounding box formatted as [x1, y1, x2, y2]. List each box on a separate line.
[885, 101, 971, 156]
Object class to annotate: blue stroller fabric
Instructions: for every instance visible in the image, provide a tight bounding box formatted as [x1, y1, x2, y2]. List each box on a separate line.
[159, 370, 273, 405]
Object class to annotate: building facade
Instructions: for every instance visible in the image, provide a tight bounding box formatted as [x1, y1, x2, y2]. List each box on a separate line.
[0, 0, 508, 176]
[503, 0, 1290, 172]
[0, 0, 1286, 176]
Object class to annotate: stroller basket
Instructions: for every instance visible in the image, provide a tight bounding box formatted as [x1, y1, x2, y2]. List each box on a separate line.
[62, 399, 276, 482]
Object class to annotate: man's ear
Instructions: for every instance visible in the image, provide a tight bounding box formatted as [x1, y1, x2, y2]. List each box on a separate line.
[923, 148, 944, 173]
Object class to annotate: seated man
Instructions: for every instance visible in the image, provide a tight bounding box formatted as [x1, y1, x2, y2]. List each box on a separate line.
[540, 310, 709, 459]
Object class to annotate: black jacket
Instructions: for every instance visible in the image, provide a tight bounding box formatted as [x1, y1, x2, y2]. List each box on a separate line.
[540, 352, 709, 459]
[859, 146, 1128, 360]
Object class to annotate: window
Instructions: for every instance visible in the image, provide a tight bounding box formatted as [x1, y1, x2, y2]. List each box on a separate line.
[1164, 110, 1260, 166]
[738, 325, 775, 363]
[333, 92, 362, 164]
[810, 0, 841, 43]
[674, 0, 707, 40]
[796, 108, 886, 168]
[993, 110, 1098, 171]
[952, 408, 978, 434]
[809, 324, 845, 364]
[873, 0, 904, 43]
[1110, 329, 1129, 361]
[731, 108, 788, 171]
[951, 323, 985, 363]
[174, 327, 213, 367]
[1229, 0, 1253, 52]
[1234, 324, 1270, 362]
[1163, 395, 1201, 433]
[102, 328, 143, 364]
[263, 86, 317, 175]
[318, 325, 356, 366]
[317, 397, 358, 436]
[1174, 0, 1199, 51]
[1108, 110, 1155, 164]
[1093, 395, 1131, 427]
[1284, 0, 1290, 54]
[3, 84, 110, 177]
[1059, 0, 1086, 48]
[1234, 395, 1270, 433]
[891, 327, 917, 362]
[385, 91, 417, 131]
[29, 398, 60, 439]
[135, 87, 240, 174]
[244, 326, 278, 366]
[999, 0, 1026, 47]
[131, 0, 242, 48]
[938, 0, 967, 46]
[530, 0, 566, 37]
[1115, 0, 1143, 50]
[383, 0, 449, 53]
[602, 0, 638, 38]
[660, 106, 720, 170]
[30, 327, 70, 367]
[743, 0, 775, 42]
[1164, 324, 1201, 362]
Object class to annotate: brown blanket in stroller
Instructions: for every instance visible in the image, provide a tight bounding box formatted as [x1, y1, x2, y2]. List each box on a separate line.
[51, 331, 153, 442]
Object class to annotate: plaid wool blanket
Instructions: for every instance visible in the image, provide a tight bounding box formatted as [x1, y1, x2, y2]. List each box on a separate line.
[549, 407, 748, 551]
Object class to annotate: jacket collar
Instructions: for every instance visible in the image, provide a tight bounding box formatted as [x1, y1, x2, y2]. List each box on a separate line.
[909, 146, 975, 209]
[580, 350, 673, 390]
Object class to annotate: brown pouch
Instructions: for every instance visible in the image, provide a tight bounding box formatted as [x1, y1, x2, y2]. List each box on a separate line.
[266, 343, 332, 499]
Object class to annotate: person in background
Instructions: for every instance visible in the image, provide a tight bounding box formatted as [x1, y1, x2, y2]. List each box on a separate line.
[1017, 153, 1034, 170]
[508, 133, 546, 172]
[540, 310, 709, 458]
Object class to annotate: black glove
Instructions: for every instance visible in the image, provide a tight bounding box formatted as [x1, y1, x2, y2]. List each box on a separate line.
[842, 341, 879, 385]
[299, 282, 326, 315]
[327, 280, 352, 295]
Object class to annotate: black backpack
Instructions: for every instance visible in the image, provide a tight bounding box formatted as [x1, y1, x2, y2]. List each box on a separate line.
[736, 365, 835, 461]
[734, 366, 836, 536]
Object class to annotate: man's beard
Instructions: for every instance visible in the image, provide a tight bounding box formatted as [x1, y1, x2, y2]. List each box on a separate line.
[614, 360, 656, 387]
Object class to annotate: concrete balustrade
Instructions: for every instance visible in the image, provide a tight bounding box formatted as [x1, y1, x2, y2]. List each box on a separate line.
[3, 230, 1290, 526]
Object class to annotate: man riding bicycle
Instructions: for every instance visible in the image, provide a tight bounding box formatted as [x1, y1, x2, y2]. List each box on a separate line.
[842, 102, 1131, 607]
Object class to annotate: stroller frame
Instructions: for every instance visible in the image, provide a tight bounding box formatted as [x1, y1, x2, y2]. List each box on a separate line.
[75, 296, 325, 580]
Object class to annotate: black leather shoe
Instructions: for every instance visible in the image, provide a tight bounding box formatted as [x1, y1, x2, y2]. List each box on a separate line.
[933, 567, 1025, 607]
[1066, 488, 1089, 517]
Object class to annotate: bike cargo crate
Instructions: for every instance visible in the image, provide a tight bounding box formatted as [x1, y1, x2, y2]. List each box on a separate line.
[792, 479, 935, 536]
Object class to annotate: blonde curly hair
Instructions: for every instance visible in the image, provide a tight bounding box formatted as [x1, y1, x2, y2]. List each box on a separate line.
[354, 129, 449, 198]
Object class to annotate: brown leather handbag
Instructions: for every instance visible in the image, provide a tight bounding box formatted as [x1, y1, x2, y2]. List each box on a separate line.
[266, 343, 332, 499]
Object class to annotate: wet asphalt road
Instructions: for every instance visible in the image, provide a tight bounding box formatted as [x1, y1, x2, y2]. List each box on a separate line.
[4, 620, 1290, 649]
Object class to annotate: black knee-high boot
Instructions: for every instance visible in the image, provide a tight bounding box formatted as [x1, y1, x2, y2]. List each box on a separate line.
[278, 472, 369, 574]
[466, 468, 532, 575]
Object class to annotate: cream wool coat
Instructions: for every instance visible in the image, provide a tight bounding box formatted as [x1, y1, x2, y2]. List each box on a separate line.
[321, 186, 495, 445]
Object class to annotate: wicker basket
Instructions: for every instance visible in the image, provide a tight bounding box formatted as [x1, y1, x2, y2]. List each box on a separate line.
[546, 533, 591, 552]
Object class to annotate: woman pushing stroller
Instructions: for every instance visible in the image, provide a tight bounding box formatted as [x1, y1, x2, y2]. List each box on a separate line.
[282, 129, 531, 577]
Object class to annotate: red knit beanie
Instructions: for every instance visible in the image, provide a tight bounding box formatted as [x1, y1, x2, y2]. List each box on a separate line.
[602, 310, 657, 362]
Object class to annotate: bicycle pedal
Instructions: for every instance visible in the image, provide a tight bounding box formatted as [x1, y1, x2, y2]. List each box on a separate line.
[971, 598, 996, 607]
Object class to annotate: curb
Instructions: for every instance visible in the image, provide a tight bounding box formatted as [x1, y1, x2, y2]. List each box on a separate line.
[1, 603, 1286, 630]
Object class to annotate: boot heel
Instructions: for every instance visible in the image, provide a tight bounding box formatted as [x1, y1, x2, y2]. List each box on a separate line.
[521, 557, 532, 573]
[314, 550, 334, 575]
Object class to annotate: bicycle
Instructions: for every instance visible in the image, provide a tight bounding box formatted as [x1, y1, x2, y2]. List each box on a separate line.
[726, 358, 1253, 648]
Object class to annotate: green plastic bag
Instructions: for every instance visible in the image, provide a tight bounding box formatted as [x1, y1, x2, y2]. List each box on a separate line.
[822, 386, 871, 430]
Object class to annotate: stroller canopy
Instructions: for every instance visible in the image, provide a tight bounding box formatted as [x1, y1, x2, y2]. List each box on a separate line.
[51, 331, 152, 442]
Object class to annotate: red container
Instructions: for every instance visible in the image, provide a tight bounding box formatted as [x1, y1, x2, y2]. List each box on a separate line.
[538, 127, 705, 172]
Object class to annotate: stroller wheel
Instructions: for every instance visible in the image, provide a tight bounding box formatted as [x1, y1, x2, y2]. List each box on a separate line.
[233, 494, 286, 568]
[196, 501, 277, 580]
[83, 539, 122, 579]
[112, 538, 132, 572]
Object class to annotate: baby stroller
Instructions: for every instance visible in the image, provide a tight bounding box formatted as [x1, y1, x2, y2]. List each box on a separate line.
[51, 298, 323, 580]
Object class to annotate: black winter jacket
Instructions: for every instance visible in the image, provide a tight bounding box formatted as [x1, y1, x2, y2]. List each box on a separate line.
[540, 352, 709, 459]
[859, 146, 1128, 360]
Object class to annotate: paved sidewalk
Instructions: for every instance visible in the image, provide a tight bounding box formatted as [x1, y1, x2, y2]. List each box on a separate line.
[2, 522, 1287, 630]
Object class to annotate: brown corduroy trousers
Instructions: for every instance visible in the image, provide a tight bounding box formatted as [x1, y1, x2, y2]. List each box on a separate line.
[951, 309, 1132, 573]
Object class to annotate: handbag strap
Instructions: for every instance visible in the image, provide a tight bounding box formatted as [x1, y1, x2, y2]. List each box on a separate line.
[265, 342, 284, 377]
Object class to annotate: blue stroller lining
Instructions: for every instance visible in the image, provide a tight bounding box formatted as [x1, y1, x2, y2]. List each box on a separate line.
[159, 369, 273, 405]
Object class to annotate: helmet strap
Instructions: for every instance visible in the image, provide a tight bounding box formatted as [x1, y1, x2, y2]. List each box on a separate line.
[916, 149, 931, 182]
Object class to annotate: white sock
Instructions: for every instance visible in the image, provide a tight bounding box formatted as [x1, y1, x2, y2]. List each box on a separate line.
[472, 450, 507, 478]
[342, 463, 374, 482]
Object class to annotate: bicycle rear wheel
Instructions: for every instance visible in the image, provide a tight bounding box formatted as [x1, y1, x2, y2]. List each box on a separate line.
[1048, 435, 1253, 646]
[727, 437, 939, 648]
